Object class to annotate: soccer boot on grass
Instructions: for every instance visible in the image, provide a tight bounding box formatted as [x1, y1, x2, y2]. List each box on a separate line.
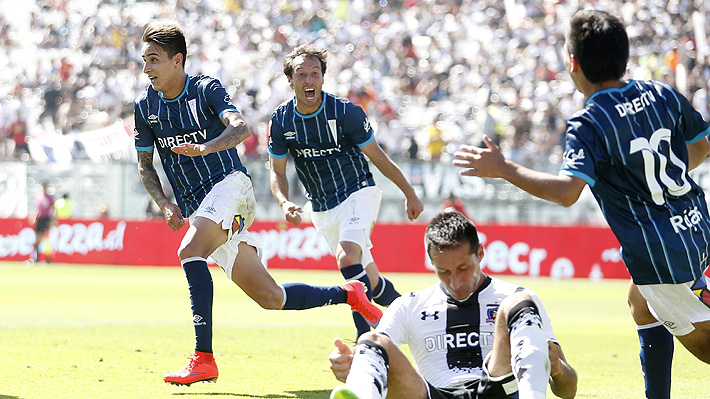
[330, 385, 361, 399]
[163, 351, 218, 386]
[342, 280, 383, 328]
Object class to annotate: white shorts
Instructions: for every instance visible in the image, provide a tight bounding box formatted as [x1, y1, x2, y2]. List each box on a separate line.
[190, 171, 262, 279]
[311, 186, 382, 267]
[637, 275, 710, 336]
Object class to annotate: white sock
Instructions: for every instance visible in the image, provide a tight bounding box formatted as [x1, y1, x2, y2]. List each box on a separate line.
[509, 309, 550, 399]
[345, 341, 389, 399]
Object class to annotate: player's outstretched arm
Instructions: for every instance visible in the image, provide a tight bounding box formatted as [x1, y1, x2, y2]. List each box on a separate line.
[269, 156, 303, 226]
[452, 135, 586, 207]
[548, 341, 578, 399]
[361, 140, 423, 220]
[171, 110, 250, 157]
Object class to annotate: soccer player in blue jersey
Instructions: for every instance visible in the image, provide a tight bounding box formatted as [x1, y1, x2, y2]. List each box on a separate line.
[134, 21, 382, 387]
[453, 10, 710, 399]
[268, 44, 424, 338]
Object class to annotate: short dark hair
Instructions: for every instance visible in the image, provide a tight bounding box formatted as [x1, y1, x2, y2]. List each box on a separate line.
[566, 10, 628, 83]
[142, 21, 187, 67]
[425, 211, 480, 257]
[283, 44, 328, 78]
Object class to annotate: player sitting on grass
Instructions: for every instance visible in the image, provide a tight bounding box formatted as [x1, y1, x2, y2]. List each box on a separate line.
[328, 211, 577, 399]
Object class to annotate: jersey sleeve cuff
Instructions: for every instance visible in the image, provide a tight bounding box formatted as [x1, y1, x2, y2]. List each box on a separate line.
[136, 145, 155, 151]
[559, 169, 595, 187]
[357, 133, 375, 147]
[687, 126, 710, 144]
[267, 148, 288, 159]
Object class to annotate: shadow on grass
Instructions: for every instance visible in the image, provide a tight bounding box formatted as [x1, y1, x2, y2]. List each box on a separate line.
[172, 390, 329, 398]
[0, 396, 21, 399]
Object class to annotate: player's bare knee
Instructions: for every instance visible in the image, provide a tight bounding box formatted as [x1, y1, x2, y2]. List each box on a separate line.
[501, 293, 539, 331]
[498, 292, 533, 318]
[357, 332, 393, 351]
[336, 251, 361, 269]
[253, 290, 283, 310]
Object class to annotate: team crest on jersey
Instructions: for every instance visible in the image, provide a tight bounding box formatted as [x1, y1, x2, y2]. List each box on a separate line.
[148, 114, 159, 124]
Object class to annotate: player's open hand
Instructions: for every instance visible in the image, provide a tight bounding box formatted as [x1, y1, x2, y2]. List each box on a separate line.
[162, 202, 185, 231]
[171, 143, 208, 157]
[280, 201, 303, 226]
[329, 337, 354, 383]
[452, 135, 509, 178]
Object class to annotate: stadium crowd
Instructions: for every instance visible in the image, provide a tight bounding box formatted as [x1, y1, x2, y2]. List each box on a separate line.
[0, 0, 708, 170]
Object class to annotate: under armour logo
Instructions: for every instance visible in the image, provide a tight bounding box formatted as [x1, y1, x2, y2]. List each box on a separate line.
[421, 311, 439, 320]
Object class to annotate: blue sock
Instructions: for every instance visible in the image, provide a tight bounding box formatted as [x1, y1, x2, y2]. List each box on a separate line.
[638, 323, 673, 399]
[340, 264, 372, 298]
[182, 258, 214, 353]
[340, 264, 373, 338]
[282, 283, 347, 310]
[372, 276, 401, 306]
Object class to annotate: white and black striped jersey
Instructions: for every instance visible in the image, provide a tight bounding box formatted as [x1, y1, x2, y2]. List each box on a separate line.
[376, 276, 556, 388]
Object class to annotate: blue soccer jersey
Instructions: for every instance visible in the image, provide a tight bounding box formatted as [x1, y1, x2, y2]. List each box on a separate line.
[560, 80, 710, 285]
[267, 92, 376, 211]
[134, 74, 248, 216]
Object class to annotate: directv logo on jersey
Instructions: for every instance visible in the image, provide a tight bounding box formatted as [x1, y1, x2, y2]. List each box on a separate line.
[294, 146, 342, 158]
[157, 129, 209, 149]
[424, 331, 494, 352]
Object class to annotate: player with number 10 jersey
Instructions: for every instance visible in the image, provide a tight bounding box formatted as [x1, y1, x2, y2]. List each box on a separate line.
[559, 79, 710, 285]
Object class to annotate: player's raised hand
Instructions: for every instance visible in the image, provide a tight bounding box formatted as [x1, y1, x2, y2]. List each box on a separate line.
[329, 337, 354, 383]
[280, 200, 303, 226]
[171, 143, 208, 157]
[452, 135, 510, 178]
[161, 201, 185, 231]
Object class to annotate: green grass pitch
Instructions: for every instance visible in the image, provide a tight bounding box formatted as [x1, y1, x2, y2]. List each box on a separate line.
[1, 262, 707, 399]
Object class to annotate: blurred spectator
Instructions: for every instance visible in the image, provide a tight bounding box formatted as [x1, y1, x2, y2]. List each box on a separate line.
[425, 115, 446, 161]
[9, 110, 29, 161]
[0, 0, 706, 168]
[29, 181, 55, 264]
[54, 192, 76, 220]
[98, 203, 110, 219]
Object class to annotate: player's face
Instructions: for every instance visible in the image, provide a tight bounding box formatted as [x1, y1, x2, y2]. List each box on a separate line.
[142, 42, 185, 99]
[430, 242, 486, 301]
[288, 55, 324, 115]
